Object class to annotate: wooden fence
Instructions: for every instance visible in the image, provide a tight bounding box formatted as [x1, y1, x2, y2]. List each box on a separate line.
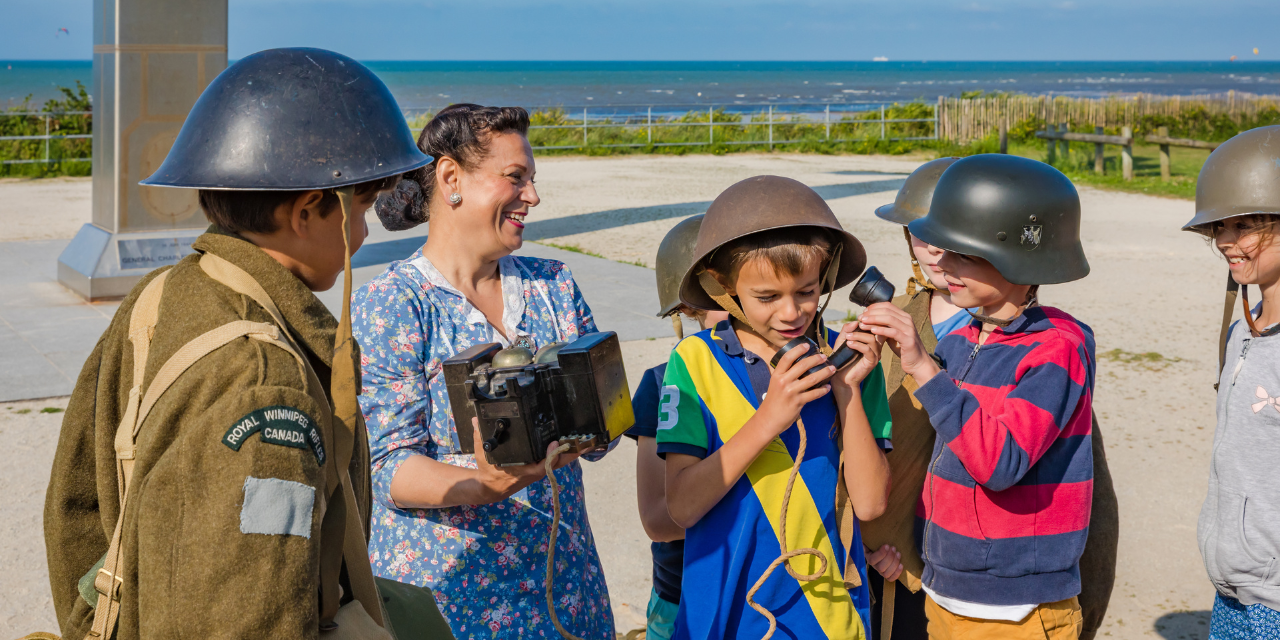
[937, 91, 1280, 143]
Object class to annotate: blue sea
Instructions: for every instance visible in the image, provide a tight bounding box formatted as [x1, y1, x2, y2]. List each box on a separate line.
[4, 60, 1279, 111]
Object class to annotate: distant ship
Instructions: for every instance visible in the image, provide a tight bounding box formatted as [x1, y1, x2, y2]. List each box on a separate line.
[873, 56, 889, 62]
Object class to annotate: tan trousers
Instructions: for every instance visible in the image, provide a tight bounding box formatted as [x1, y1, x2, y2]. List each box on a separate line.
[924, 595, 1083, 640]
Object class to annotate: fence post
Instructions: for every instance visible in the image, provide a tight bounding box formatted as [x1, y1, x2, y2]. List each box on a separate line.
[44, 115, 51, 163]
[998, 119, 1008, 154]
[880, 104, 886, 140]
[825, 104, 831, 141]
[1058, 123, 1069, 158]
[936, 96, 944, 141]
[582, 108, 588, 148]
[1094, 126, 1105, 175]
[709, 107, 714, 146]
[647, 107, 652, 146]
[1121, 125, 1134, 181]
[768, 105, 774, 151]
[1045, 123, 1057, 164]
[1158, 125, 1171, 182]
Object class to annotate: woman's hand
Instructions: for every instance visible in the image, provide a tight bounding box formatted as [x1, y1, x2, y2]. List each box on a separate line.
[857, 302, 941, 385]
[756, 341, 832, 438]
[470, 419, 580, 503]
[829, 322, 883, 401]
[866, 544, 904, 582]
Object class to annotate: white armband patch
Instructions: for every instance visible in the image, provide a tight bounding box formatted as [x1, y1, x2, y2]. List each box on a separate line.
[240, 476, 315, 538]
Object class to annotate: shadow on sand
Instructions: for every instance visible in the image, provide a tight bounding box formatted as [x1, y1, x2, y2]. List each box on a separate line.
[1152, 609, 1211, 640]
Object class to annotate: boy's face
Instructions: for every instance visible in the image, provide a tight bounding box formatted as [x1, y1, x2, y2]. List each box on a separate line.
[909, 233, 950, 290]
[936, 250, 1021, 310]
[1215, 215, 1280, 287]
[725, 257, 823, 348]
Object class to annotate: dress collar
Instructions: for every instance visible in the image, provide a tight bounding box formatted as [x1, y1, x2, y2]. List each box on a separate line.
[409, 253, 531, 346]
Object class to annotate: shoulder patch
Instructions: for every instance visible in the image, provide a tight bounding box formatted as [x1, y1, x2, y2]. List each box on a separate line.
[222, 405, 326, 465]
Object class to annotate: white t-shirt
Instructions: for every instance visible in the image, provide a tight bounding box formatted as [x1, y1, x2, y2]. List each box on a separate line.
[923, 585, 1038, 622]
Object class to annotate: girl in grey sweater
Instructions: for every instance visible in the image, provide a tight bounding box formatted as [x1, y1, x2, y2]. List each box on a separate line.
[1185, 125, 1280, 640]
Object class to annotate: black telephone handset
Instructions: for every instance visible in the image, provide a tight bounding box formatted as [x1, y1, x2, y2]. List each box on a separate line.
[769, 266, 896, 377]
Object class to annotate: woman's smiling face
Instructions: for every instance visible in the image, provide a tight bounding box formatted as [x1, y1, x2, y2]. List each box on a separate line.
[456, 131, 540, 255]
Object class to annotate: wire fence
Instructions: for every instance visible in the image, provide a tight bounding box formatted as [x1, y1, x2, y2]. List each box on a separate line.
[0, 110, 93, 166]
[405, 102, 939, 150]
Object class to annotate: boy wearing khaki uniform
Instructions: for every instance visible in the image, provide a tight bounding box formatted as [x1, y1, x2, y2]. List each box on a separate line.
[42, 48, 440, 640]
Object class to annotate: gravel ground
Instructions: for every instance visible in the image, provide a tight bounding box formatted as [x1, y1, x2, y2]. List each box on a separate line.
[0, 153, 1225, 639]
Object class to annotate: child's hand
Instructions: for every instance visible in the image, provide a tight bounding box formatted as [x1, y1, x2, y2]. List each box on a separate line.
[857, 302, 941, 384]
[866, 544, 904, 582]
[758, 341, 832, 438]
[830, 321, 883, 399]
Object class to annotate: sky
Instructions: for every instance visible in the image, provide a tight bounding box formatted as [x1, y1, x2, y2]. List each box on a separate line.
[1, 0, 1277, 61]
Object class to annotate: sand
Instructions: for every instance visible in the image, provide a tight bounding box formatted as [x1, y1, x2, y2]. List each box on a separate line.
[0, 153, 1223, 639]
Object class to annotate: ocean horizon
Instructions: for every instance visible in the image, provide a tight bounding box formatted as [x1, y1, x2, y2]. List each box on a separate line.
[4, 59, 1279, 111]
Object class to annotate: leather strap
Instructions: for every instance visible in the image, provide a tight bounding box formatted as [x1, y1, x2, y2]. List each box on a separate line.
[880, 578, 896, 640]
[1220, 274, 1240, 379]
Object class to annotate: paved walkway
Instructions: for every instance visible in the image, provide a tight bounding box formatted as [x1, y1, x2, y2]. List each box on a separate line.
[0, 229, 672, 402]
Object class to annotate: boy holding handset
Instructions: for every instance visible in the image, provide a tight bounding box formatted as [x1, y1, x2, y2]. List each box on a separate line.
[657, 175, 893, 639]
[627, 214, 728, 640]
[860, 155, 1096, 639]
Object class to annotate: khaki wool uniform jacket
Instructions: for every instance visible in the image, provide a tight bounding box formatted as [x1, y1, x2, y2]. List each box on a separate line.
[861, 288, 1119, 640]
[44, 229, 372, 639]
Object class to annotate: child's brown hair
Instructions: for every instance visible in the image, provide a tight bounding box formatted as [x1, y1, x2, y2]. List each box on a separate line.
[706, 226, 834, 290]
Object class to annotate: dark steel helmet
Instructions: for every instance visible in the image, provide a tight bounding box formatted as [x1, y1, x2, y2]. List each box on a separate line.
[908, 154, 1089, 286]
[656, 214, 704, 318]
[140, 48, 431, 190]
[1182, 125, 1280, 236]
[875, 157, 961, 225]
[679, 175, 867, 311]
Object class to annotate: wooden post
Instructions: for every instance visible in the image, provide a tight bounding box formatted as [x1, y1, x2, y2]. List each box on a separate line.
[1059, 123, 1070, 158]
[1094, 126, 1105, 175]
[999, 119, 1008, 154]
[1121, 125, 1134, 181]
[1045, 123, 1057, 164]
[1158, 125, 1171, 182]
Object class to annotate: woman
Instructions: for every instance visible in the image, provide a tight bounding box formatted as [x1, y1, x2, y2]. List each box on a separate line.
[352, 104, 613, 639]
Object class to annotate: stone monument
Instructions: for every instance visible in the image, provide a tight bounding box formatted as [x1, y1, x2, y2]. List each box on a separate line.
[57, 0, 227, 299]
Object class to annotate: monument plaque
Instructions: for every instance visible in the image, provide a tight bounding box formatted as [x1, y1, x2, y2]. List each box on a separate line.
[57, 0, 228, 300]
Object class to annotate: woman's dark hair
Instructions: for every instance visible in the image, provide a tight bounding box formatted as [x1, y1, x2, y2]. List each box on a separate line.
[199, 176, 397, 235]
[375, 104, 530, 231]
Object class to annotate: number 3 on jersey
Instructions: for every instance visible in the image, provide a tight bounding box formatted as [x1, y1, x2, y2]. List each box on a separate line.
[657, 385, 680, 430]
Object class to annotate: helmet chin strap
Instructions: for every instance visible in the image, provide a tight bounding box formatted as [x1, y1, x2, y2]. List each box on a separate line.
[966, 285, 1039, 328]
[1240, 284, 1280, 338]
[903, 227, 936, 297]
[696, 243, 843, 356]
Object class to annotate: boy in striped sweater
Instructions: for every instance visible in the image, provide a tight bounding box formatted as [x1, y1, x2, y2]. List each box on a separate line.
[860, 155, 1096, 640]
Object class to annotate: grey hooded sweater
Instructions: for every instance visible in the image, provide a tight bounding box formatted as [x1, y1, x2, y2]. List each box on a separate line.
[1200, 316, 1280, 611]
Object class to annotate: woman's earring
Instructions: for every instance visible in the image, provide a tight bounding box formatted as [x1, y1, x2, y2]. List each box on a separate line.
[448, 192, 462, 205]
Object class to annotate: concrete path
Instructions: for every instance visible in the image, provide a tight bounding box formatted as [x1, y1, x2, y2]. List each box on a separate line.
[0, 229, 673, 402]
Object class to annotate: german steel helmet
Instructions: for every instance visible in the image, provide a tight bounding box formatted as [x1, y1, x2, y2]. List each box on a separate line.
[679, 175, 867, 311]
[875, 157, 961, 225]
[908, 154, 1089, 285]
[656, 214, 704, 317]
[1182, 125, 1280, 236]
[140, 48, 431, 190]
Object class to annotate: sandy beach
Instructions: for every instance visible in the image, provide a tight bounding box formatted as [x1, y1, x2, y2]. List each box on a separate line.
[0, 152, 1223, 639]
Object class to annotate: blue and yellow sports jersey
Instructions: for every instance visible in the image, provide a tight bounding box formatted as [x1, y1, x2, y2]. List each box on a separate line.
[656, 323, 891, 640]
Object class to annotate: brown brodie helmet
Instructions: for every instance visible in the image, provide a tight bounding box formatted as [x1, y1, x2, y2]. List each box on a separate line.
[1180, 125, 1280, 372]
[876, 157, 961, 294]
[678, 175, 867, 330]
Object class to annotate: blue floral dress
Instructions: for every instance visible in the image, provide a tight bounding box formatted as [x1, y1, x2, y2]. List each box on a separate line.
[352, 249, 614, 639]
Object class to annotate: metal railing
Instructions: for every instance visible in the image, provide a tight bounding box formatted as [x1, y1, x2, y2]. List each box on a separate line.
[0, 111, 93, 165]
[406, 101, 939, 151]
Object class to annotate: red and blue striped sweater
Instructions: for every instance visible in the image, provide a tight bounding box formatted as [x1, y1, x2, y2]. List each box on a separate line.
[911, 305, 1095, 606]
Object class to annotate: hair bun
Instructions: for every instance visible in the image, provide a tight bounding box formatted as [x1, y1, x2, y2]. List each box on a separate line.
[375, 178, 428, 231]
